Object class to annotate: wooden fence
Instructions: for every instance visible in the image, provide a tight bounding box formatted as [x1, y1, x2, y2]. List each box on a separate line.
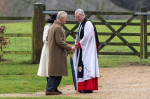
[0, 3, 150, 63]
[43, 6, 150, 60]
[0, 16, 33, 61]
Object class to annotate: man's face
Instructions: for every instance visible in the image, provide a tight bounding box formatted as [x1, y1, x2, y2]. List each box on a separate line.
[60, 15, 68, 24]
[75, 12, 85, 23]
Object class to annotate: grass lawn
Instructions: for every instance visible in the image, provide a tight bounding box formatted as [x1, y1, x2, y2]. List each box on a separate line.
[0, 20, 150, 95]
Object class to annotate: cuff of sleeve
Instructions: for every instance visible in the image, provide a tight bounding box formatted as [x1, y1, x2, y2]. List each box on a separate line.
[77, 42, 82, 48]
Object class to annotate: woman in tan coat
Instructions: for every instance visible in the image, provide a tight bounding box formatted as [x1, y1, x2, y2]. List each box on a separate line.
[46, 11, 75, 95]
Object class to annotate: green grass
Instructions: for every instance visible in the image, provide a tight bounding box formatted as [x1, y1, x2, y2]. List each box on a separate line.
[0, 20, 150, 94]
[0, 57, 74, 93]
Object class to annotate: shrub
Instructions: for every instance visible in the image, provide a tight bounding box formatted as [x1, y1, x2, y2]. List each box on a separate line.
[0, 26, 11, 60]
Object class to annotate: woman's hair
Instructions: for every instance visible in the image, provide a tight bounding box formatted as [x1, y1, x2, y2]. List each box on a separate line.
[46, 13, 57, 23]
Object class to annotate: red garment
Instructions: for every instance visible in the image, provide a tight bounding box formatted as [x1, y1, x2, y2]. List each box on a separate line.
[78, 77, 98, 91]
[77, 42, 82, 48]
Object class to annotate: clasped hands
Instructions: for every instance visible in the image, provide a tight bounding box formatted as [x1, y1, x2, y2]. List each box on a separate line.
[71, 44, 80, 53]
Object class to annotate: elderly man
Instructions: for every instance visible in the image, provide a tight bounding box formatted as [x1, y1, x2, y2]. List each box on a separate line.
[46, 11, 75, 95]
[73, 9, 100, 93]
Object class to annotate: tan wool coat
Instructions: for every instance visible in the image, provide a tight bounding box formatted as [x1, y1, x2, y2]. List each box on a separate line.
[47, 20, 72, 76]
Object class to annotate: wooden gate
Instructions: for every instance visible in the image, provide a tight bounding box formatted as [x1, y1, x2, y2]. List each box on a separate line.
[1, 3, 150, 64]
[43, 6, 150, 60]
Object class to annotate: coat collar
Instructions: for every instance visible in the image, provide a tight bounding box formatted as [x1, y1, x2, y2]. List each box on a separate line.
[54, 20, 63, 28]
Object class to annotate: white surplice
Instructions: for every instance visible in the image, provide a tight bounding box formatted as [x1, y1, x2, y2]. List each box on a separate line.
[37, 24, 51, 77]
[73, 21, 100, 82]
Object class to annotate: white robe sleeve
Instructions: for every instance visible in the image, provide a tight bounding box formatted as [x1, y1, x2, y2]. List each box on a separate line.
[78, 21, 94, 48]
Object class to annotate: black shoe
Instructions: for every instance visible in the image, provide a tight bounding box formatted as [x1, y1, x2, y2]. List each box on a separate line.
[85, 90, 93, 93]
[79, 90, 93, 93]
[78, 90, 86, 93]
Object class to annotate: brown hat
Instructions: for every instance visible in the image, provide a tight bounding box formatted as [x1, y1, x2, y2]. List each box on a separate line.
[46, 13, 57, 23]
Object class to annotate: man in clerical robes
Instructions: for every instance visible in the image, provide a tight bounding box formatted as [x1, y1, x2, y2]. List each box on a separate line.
[73, 9, 100, 93]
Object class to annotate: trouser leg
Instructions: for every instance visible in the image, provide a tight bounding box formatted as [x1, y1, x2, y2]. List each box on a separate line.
[46, 77, 49, 82]
[46, 76, 62, 92]
[55, 76, 62, 91]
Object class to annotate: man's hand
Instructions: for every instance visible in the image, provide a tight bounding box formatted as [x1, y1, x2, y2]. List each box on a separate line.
[72, 47, 76, 51]
[75, 44, 79, 49]
[78, 66, 82, 72]
[70, 47, 76, 53]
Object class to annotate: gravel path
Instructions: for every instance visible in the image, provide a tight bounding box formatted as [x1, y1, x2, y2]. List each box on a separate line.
[1, 65, 150, 99]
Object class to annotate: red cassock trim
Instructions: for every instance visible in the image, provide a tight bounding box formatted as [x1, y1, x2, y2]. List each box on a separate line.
[77, 42, 82, 48]
[78, 77, 98, 91]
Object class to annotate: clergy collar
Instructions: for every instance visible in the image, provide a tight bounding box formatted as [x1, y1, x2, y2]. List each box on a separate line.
[54, 20, 63, 27]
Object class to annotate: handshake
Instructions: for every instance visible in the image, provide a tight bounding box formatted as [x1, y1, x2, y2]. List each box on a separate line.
[71, 44, 80, 52]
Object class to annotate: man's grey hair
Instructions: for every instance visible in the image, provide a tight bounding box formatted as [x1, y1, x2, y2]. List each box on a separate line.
[75, 9, 85, 15]
[56, 11, 67, 20]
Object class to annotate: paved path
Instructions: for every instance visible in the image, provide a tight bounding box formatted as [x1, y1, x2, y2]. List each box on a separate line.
[1, 66, 150, 99]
